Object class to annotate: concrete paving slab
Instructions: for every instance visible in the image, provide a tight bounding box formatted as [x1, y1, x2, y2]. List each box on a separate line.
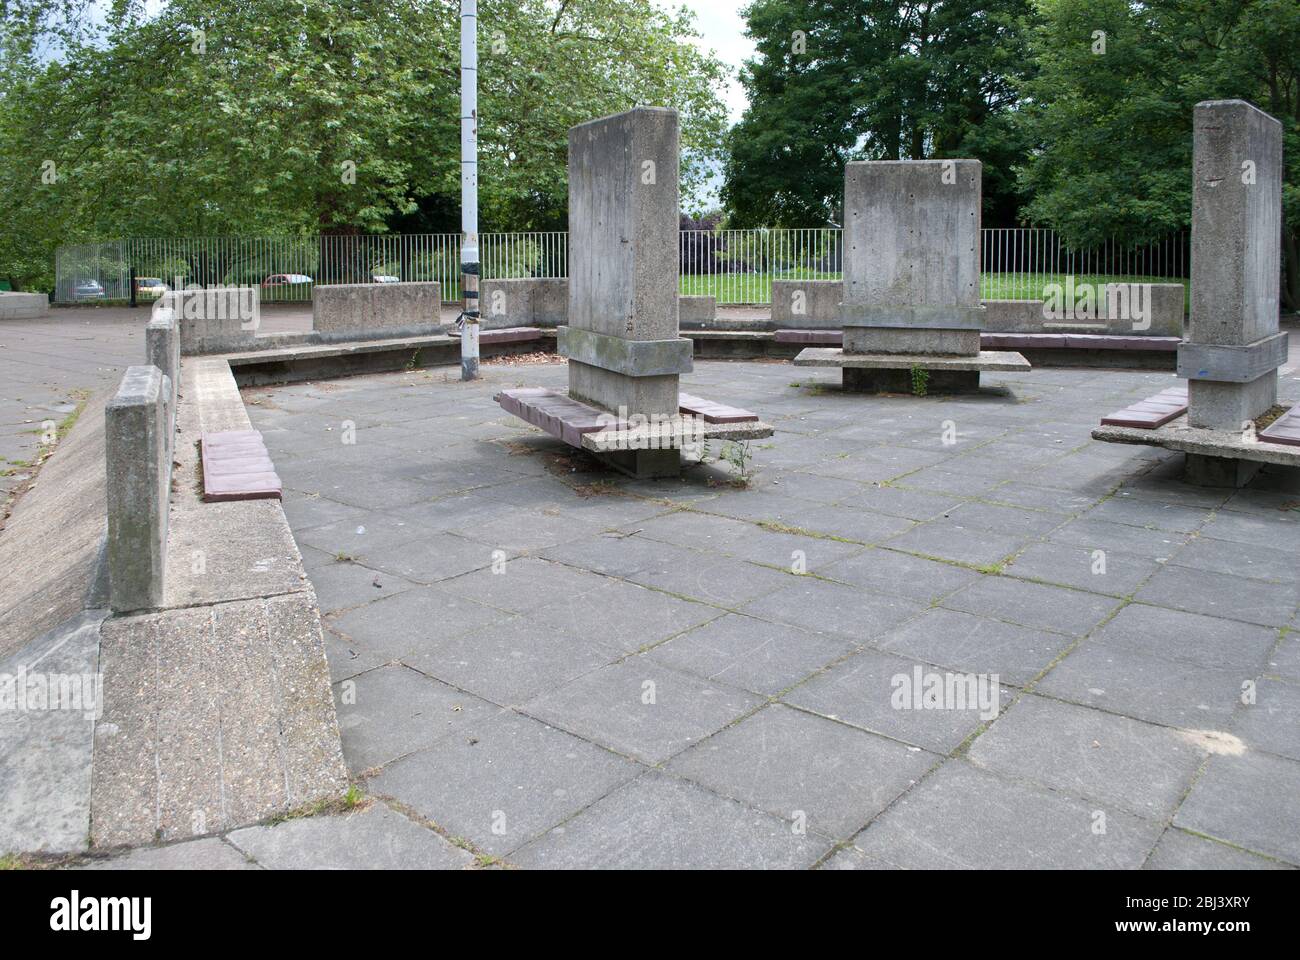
[521, 657, 760, 764]
[78, 837, 255, 870]
[784, 647, 1007, 752]
[667, 704, 938, 840]
[1174, 751, 1300, 865]
[370, 711, 641, 857]
[941, 576, 1123, 637]
[529, 579, 721, 655]
[819, 548, 981, 604]
[647, 613, 854, 695]
[740, 577, 927, 643]
[328, 585, 508, 662]
[404, 616, 618, 707]
[226, 802, 475, 869]
[1143, 828, 1296, 870]
[1230, 678, 1300, 761]
[334, 664, 503, 772]
[509, 771, 827, 869]
[849, 761, 1164, 869]
[967, 694, 1206, 819]
[877, 607, 1074, 686]
[1135, 564, 1299, 628]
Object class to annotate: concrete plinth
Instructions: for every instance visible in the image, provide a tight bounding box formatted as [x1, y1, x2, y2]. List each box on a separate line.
[1188, 375, 1279, 431]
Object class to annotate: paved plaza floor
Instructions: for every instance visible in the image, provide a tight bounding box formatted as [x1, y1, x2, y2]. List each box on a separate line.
[143, 352, 1299, 871]
[10, 318, 1296, 870]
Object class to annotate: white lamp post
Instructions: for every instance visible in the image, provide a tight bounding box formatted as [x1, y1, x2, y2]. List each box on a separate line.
[460, 0, 480, 380]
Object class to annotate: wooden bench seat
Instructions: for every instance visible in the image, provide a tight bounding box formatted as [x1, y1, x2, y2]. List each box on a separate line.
[1099, 386, 1189, 429]
[677, 393, 759, 424]
[1260, 404, 1300, 447]
[496, 388, 762, 449]
[774, 329, 842, 345]
[200, 429, 282, 502]
[776, 330, 1181, 353]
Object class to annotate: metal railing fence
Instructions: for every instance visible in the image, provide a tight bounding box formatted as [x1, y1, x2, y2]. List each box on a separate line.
[53, 228, 1188, 305]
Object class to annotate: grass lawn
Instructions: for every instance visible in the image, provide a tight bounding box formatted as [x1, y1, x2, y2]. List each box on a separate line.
[677, 270, 1190, 307]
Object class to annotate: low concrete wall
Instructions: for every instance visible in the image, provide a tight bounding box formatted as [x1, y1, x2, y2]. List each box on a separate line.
[312, 281, 443, 340]
[0, 291, 50, 320]
[984, 283, 1185, 336]
[771, 279, 1186, 337]
[771, 280, 844, 329]
[146, 307, 181, 406]
[481, 278, 568, 330]
[105, 365, 172, 613]
[167, 287, 261, 355]
[679, 295, 717, 326]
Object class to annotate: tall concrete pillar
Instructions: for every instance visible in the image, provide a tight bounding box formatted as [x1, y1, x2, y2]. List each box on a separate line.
[840, 159, 984, 358]
[559, 107, 692, 476]
[106, 365, 172, 612]
[1179, 100, 1286, 430]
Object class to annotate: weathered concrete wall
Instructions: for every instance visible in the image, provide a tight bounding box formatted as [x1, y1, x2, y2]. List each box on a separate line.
[170, 287, 261, 355]
[105, 365, 172, 613]
[146, 306, 181, 406]
[841, 160, 983, 357]
[312, 281, 443, 340]
[985, 284, 1185, 336]
[771, 280, 843, 329]
[774, 281, 1184, 338]
[1181, 99, 1285, 430]
[481, 278, 567, 329]
[0, 291, 49, 320]
[678, 295, 716, 325]
[565, 107, 685, 417]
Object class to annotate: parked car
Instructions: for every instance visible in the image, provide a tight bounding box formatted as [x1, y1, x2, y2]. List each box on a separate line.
[261, 273, 313, 286]
[134, 277, 168, 300]
[73, 279, 105, 300]
[371, 274, 400, 283]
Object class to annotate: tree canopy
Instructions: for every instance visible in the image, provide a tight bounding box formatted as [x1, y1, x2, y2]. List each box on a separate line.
[724, 0, 1298, 306]
[722, 0, 1035, 228]
[0, 0, 729, 289]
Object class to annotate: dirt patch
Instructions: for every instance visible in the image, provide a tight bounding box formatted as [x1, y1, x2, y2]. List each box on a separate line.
[1255, 405, 1290, 431]
[484, 352, 564, 366]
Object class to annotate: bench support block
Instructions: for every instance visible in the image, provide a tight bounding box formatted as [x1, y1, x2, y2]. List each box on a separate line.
[844, 368, 981, 394]
[1184, 453, 1263, 488]
[596, 448, 681, 480]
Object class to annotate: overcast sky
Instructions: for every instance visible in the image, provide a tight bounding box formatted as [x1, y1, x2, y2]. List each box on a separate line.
[655, 0, 755, 123]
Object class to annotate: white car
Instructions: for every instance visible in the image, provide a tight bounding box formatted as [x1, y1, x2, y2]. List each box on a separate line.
[372, 275, 400, 283]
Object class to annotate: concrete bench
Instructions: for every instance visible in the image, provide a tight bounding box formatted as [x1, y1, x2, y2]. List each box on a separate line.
[496, 387, 767, 450]
[1100, 386, 1189, 428]
[200, 429, 282, 502]
[1260, 403, 1300, 447]
[450, 325, 545, 346]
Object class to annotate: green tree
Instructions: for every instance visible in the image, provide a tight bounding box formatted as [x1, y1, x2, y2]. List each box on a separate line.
[723, 0, 1036, 228]
[0, 0, 728, 291]
[1018, 0, 1300, 309]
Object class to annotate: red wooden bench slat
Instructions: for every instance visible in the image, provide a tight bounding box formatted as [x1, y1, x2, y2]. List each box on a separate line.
[1100, 387, 1189, 429]
[201, 430, 282, 502]
[678, 392, 759, 424]
[1260, 404, 1300, 447]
